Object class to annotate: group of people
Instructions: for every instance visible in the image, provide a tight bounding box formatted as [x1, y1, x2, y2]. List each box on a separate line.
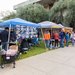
[0, 27, 75, 51]
[43, 29, 75, 49]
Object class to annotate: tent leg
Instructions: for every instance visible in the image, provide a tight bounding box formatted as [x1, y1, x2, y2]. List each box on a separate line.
[41, 28, 48, 50]
[7, 24, 11, 50]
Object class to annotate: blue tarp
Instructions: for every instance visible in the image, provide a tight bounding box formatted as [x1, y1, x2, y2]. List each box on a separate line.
[0, 18, 40, 28]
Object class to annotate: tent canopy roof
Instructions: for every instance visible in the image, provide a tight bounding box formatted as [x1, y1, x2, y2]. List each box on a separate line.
[0, 18, 40, 28]
[39, 21, 63, 28]
[58, 24, 64, 27]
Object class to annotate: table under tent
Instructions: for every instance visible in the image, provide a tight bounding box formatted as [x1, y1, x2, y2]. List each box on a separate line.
[0, 18, 40, 68]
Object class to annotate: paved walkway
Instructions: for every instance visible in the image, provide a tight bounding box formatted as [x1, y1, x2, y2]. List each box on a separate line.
[0, 46, 75, 75]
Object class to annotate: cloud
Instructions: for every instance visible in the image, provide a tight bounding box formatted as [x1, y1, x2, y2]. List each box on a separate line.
[0, 0, 27, 11]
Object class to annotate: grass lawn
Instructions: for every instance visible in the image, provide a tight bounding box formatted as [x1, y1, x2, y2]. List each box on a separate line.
[18, 46, 46, 60]
[18, 41, 46, 60]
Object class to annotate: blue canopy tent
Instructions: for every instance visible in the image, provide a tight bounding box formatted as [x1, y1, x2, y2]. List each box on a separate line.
[0, 18, 40, 28]
[0, 18, 40, 50]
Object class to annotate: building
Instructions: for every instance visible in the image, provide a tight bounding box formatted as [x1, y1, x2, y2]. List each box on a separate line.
[14, 0, 58, 10]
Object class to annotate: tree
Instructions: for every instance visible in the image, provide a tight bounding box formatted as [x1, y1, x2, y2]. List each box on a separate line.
[49, 0, 75, 28]
[16, 4, 49, 23]
[0, 11, 17, 21]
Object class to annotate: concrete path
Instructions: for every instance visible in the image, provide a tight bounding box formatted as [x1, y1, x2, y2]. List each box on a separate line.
[0, 46, 75, 75]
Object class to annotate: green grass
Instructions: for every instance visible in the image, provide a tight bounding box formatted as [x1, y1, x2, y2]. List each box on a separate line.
[17, 41, 46, 60]
[18, 47, 45, 60]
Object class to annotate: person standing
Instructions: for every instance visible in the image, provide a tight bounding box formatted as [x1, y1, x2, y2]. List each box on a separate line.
[44, 30, 51, 49]
[0, 27, 9, 51]
[71, 31, 75, 46]
[65, 32, 70, 47]
[59, 29, 65, 48]
[54, 31, 59, 48]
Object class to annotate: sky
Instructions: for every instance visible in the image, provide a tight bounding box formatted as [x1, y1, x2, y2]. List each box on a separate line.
[0, 0, 28, 18]
[0, 0, 27, 12]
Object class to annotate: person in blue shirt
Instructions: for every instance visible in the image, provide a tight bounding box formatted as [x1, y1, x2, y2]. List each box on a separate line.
[59, 29, 65, 48]
[65, 32, 70, 47]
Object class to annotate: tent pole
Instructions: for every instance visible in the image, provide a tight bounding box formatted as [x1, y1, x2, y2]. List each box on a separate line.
[51, 28, 52, 37]
[51, 28, 53, 49]
[7, 24, 11, 50]
[41, 28, 47, 50]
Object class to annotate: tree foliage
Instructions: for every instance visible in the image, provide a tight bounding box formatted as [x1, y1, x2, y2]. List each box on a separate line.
[49, 0, 75, 27]
[16, 4, 49, 23]
[2, 11, 17, 21]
